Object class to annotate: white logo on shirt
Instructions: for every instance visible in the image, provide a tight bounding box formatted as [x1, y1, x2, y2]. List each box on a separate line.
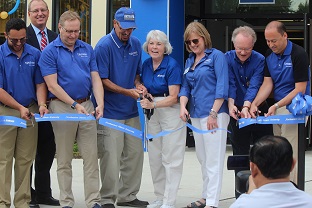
[77, 53, 88, 58]
[205, 59, 212, 63]
[284, 62, 292, 67]
[129, 51, 138, 56]
[157, 74, 165, 78]
[24, 61, 35, 66]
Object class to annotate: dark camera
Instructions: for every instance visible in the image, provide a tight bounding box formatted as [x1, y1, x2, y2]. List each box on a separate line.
[227, 155, 250, 171]
[227, 155, 251, 197]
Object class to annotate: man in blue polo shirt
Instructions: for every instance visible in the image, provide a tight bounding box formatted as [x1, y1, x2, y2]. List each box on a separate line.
[0, 18, 48, 208]
[94, 7, 148, 208]
[250, 21, 310, 184]
[38, 11, 103, 208]
[226, 26, 273, 198]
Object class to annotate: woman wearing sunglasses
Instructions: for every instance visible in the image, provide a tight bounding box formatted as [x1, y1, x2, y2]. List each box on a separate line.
[138, 30, 186, 208]
[179, 22, 229, 208]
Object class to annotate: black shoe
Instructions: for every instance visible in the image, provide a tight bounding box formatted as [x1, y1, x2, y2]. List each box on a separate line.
[37, 196, 60, 206]
[117, 199, 149, 207]
[101, 204, 115, 208]
[29, 200, 40, 208]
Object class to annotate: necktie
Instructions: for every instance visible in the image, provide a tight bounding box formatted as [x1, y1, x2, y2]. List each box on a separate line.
[40, 30, 47, 51]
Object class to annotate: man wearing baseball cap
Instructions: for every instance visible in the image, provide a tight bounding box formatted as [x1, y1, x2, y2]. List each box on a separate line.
[93, 7, 148, 208]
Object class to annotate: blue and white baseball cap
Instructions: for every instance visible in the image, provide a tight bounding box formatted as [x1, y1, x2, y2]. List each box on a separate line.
[114, 7, 137, 29]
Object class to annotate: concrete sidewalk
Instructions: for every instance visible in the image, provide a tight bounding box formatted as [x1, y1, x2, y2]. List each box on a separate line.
[35, 146, 312, 208]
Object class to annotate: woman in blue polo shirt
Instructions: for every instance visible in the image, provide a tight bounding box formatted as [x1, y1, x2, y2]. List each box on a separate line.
[138, 30, 186, 208]
[179, 22, 229, 208]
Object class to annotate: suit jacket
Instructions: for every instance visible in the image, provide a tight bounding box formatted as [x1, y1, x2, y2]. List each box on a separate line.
[26, 24, 58, 50]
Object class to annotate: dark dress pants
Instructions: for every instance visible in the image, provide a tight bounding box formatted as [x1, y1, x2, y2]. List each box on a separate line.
[31, 121, 56, 199]
[229, 102, 273, 198]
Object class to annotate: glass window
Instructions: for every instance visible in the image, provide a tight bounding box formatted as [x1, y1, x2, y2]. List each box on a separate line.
[107, 0, 130, 33]
[186, 0, 309, 15]
[206, 0, 309, 14]
[56, 0, 91, 43]
[0, 0, 26, 44]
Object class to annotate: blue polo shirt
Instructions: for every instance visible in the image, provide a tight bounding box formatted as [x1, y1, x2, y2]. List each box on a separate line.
[39, 36, 97, 99]
[141, 55, 182, 95]
[94, 29, 142, 120]
[0, 41, 43, 106]
[179, 48, 229, 118]
[226, 50, 264, 107]
[264, 40, 310, 101]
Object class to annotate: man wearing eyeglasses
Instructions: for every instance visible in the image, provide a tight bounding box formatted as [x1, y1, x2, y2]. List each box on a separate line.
[26, 1, 59, 207]
[93, 7, 148, 208]
[38, 10, 103, 208]
[225, 26, 273, 198]
[0, 18, 48, 208]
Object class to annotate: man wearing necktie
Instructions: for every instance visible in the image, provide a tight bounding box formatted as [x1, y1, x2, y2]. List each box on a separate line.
[40, 30, 47, 51]
[26, 1, 59, 207]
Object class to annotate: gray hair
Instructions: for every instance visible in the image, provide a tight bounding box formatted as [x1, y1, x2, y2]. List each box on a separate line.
[142, 30, 173, 55]
[231, 26, 257, 45]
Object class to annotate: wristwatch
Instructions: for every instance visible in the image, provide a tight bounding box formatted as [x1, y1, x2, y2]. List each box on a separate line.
[71, 101, 78, 109]
[274, 103, 280, 109]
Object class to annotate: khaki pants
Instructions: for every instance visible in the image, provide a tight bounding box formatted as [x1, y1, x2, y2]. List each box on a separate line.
[49, 100, 100, 208]
[273, 106, 298, 184]
[97, 116, 143, 205]
[147, 99, 186, 206]
[0, 104, 38, 208]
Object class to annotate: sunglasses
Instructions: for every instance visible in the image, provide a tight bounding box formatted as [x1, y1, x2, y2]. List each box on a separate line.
[7, 36, 27, 45]
[116, 22, 134, 32]
[185, 38, 199, 45]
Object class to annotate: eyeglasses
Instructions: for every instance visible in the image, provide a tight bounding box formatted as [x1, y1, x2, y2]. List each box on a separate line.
[61, 27, 80, 35]
[185, 38, 199, 45]
[29, 9, 48, 14]
[7, 36, 27, 45]
[235, 47, 253, 52]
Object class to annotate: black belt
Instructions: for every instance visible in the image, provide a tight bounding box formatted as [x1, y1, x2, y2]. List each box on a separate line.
[152, 92, 168, 97]
[50, 97, 90, 104]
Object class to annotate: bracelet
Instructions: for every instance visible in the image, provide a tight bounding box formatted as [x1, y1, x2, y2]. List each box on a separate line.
[153, 101, 157, 109]
[39, 103, 47, 108]
[242, 105, 250, 110]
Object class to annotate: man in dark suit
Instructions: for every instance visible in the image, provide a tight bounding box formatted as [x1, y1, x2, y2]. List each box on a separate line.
[26, 1, 59, 207]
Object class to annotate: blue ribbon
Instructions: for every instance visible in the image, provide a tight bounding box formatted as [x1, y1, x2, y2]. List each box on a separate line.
[98, 117, 230, 141]
[186, 123, 231, 134]
[238, 114, 305, 129]
[0, 115, 26, 128]
[99, 118, 143, 139]
[238, 93, 312, 129]
[34, 113, 95, 122]
[8, 0, 20, 15]
[137, 100, 147, 151]
[287, 93, 309, 116]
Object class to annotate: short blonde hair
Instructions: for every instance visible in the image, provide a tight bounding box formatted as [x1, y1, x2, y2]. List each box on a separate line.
[28, 0, 48, 11]
[142, 30, 173, 55]
[59, 10, 80, 26]
[184, 22, 212, 53]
